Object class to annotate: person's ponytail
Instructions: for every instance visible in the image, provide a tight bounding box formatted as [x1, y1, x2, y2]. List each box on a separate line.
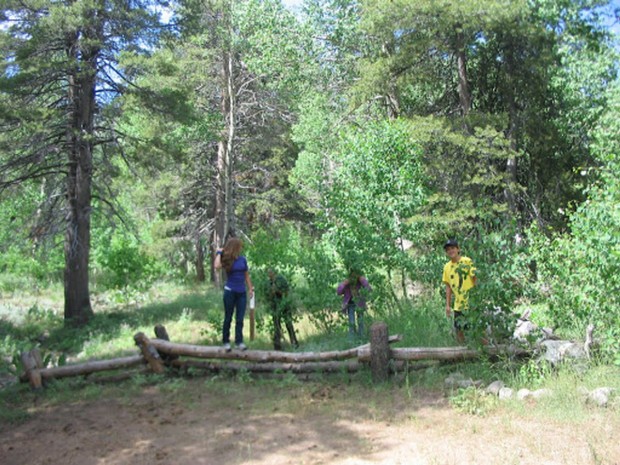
[221, 250, 234, 273]
[220, 237, 243, 273]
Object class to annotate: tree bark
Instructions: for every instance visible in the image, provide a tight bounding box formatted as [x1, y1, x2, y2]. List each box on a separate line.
[147, 338, 384, 363]
[503, 42, 519, 218]
[195, 234, 205, 282]
[455, 29, 471, 118]
[63, 29, 98, 326]
[213, 43, 236, 286]
[20, 350, 43, 389]
[20, 355, 145, 382]
[370, 322, 390, 382]
[134, 332, 166, 374]
[172, 359, 361, 373]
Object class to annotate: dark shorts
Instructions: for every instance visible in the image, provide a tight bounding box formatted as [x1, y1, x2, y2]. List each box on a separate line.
[453, 311, 470, 331]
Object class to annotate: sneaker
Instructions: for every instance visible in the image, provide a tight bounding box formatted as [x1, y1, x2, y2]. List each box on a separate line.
[236, 342, 247, 351]
[223, 343, 231, 352]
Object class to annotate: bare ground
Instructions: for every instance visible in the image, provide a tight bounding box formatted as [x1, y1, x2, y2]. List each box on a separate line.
[1, 377, 619, 465]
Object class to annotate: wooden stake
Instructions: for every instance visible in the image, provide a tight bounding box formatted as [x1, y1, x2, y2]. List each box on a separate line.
[370, 321, 390, 383]
[20, 350, 42, 389]
[154, 325, 179, 364]
[134, 332, 165, 374]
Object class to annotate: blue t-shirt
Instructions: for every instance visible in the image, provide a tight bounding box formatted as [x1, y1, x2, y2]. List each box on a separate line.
[225, 256, 248, 293]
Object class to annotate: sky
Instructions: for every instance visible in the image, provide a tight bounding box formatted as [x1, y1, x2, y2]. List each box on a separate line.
[281, 0, 303, 11]
[279, 0, 619, 40]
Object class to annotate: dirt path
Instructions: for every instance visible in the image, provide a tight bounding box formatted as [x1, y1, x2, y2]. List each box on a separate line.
[1, 378, 619, 465]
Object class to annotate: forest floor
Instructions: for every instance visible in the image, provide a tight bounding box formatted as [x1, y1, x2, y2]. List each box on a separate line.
[1, 375, 619, 465]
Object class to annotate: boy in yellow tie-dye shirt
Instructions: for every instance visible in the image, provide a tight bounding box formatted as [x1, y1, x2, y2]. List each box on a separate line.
[442, 239, 477, 344]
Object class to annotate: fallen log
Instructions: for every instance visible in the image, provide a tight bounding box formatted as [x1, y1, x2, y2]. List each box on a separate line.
[171, 359, 361, 373]
[25, 355, 145, 381]
[148, 334, 403, 364]
[358, 344, 529, 362]
[170, 358, 437, 375]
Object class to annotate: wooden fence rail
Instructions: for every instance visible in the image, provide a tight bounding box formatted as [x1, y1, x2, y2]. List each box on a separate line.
[19, 322, 527, 389]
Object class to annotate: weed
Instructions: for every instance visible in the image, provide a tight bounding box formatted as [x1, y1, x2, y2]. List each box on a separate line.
[450, 386, 497, 416]
[158, 377, 187, 394]
[514, 359, 553, 388]
[236, 368, 253, 384]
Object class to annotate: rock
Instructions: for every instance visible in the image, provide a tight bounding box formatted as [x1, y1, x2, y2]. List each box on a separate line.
[444, 372, 465, 389]
[517, 388, 531, 400]
[486, 380, 505, 396]
[538, 340, 587, 366]
[586, 387, 615, 408]
[498, 387, 514, 400]
[530, 388, 552, 399]
[517, 388, 552, 400]
[513, 319, 538, 342]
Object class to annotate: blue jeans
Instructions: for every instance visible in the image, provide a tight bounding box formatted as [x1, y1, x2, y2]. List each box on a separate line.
[347, 303, 364, 338]
[223, 289, 247, 344]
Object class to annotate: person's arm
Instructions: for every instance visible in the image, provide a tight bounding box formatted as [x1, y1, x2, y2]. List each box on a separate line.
[445, 284, 452, 318]
[245, 271, 254, 298]
[336, 280, 349, 295]
[214, 248, 223, 270]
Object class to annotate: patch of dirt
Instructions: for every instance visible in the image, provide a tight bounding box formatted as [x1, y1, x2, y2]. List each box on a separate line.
[1, 378, 619, 465]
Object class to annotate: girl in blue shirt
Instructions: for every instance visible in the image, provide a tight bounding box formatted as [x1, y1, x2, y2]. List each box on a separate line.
[214, 237, 254, 351]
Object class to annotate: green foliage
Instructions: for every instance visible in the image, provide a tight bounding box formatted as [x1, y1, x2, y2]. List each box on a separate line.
[93, 230, 164, 289]
[322, 119, 429, 308]
[528, 83, 620, 363]
[247, 224, 343, 333]
[514, 358, 553, 389]
[462, 228, 532, 312]
[376, 294, 454, 347]
[450, 386, 497, 416]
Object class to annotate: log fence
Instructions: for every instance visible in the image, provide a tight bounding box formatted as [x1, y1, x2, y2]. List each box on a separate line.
[19, 322, 528, 389]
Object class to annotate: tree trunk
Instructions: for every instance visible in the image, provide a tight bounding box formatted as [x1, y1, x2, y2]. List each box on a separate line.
[195, 234, 205, 282]
[504, 42, 519, 219]
[213, 45, 236, 286]
[455, 29, 471, 118]
[381, 41, 400, 119]
[63, 31, 97, 326]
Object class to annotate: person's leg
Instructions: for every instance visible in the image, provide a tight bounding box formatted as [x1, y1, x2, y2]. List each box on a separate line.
[454, 311, 466, 344]
[356, 308, 365, 338]
[282, 302, 298, 348]
[222, 290, 235, 344]
[234, 291, 247, 345]
[347, 303, 356, 338]
[273, 301, 283, 350]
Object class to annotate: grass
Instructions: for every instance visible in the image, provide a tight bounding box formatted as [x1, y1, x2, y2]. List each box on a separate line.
[1, 279, 619, 428]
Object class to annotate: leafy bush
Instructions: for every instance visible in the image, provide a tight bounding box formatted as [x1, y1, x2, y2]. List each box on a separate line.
[93, 231, 164, 289]
[530, 195, 620, 363]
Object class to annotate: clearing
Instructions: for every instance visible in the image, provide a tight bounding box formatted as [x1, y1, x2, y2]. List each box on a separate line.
[1, 375, 618, 465]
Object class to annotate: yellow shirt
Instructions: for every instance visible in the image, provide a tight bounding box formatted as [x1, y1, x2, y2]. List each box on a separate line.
[442, 256, 476, 311]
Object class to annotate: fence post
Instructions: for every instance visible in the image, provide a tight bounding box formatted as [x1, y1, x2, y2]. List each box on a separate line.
[370, 321, 390, 383]
[20, 350, 43, 389]
[134, 332, 165, 374]
[154, 325, 179, 364]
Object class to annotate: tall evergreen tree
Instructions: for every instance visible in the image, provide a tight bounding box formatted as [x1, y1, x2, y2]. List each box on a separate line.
[0, 0, 166, 325]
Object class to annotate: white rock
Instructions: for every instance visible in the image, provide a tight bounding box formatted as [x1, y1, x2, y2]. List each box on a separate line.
[587, 387, 615, 407]
[530, 388, 552, 399]
[486, 380, 505, 396]
[517, 388, 532, 400]
[498, 387, 514, 400]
